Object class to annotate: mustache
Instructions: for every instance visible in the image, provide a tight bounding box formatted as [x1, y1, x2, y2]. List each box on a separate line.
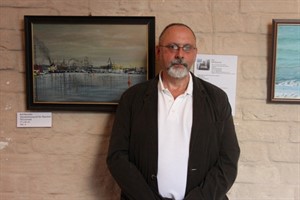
[170, 58, 188, 68]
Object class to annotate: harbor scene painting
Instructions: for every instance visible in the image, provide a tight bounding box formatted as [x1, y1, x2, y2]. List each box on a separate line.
[271, 19, 300, 103]
[25, 16, 155, 111]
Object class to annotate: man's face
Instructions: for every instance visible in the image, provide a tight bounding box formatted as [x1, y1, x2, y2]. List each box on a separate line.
[156, 25, 197, 79]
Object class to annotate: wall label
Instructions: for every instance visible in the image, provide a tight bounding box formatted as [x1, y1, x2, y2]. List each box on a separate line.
[17, 112, 52, 128]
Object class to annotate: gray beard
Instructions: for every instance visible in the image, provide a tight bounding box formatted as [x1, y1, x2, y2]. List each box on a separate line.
[167, 65, 190, 79]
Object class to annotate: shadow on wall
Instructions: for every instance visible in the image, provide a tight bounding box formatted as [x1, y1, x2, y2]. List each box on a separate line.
[90, 114, 120, 200]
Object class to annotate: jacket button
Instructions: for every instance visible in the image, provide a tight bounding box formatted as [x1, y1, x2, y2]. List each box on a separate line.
[151, 174, 156, 180]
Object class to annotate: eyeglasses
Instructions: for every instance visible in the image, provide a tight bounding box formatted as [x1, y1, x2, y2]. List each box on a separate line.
[159, 43, 196, 53]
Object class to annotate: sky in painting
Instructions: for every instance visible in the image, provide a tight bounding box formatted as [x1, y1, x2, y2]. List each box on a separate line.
[33, 24, 148, 68]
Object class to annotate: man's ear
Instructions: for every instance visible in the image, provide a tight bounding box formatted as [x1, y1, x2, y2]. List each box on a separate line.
[156, 45, 161, 58]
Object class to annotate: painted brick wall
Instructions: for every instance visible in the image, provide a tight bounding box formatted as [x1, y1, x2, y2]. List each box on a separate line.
[0, 0, 299, 199]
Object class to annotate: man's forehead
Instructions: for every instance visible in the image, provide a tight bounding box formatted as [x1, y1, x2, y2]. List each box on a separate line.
[160, 27, 196, 44]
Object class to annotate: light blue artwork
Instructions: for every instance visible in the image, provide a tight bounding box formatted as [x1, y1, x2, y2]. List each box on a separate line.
[274, 24, 300, 99]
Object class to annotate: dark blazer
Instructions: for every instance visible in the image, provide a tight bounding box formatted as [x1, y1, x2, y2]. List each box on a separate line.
[107, 73, 240, 200]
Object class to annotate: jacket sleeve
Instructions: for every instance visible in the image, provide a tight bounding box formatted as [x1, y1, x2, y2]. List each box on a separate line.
[185, 96, 240, 200]
[106, 92, 158, 200]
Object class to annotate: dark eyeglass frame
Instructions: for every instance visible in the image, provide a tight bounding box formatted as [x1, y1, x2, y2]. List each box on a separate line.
[159, 43, 197, 53]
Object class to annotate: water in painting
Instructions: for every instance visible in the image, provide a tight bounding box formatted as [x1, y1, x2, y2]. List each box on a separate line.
[34, 73, 146, 103]
[274, 24, 300, 99]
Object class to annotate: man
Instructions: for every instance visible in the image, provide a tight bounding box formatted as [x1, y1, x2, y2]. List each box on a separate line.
[107, 23, 240, 200]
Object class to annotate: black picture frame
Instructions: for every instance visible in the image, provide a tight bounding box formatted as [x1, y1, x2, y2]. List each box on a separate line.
[269, 19, 300, 103]
[24, 15, 155, 112]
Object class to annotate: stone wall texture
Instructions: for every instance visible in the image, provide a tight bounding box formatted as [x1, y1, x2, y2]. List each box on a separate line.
[0, 0, 299, 199]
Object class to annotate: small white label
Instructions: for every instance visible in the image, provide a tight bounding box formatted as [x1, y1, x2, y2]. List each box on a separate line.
[17, 112, 52, 128]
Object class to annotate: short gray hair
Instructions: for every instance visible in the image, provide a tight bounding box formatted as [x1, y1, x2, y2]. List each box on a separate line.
[159, 23, 196, 43]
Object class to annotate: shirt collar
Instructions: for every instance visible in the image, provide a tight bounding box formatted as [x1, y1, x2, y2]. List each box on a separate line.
[185, 73, 193, 96]
[158, 72, 166, 92]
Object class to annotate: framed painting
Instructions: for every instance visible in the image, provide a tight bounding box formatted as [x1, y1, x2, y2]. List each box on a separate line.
[24, 15, 155, 111]
[269, 19, 300, 103]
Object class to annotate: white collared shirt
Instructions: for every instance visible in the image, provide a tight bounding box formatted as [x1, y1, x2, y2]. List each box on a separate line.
[157, 72, 193, 200]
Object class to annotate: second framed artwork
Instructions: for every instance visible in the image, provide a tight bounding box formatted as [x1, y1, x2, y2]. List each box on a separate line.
[24, 15, 155, 111]
[269, 19, 300, 103]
